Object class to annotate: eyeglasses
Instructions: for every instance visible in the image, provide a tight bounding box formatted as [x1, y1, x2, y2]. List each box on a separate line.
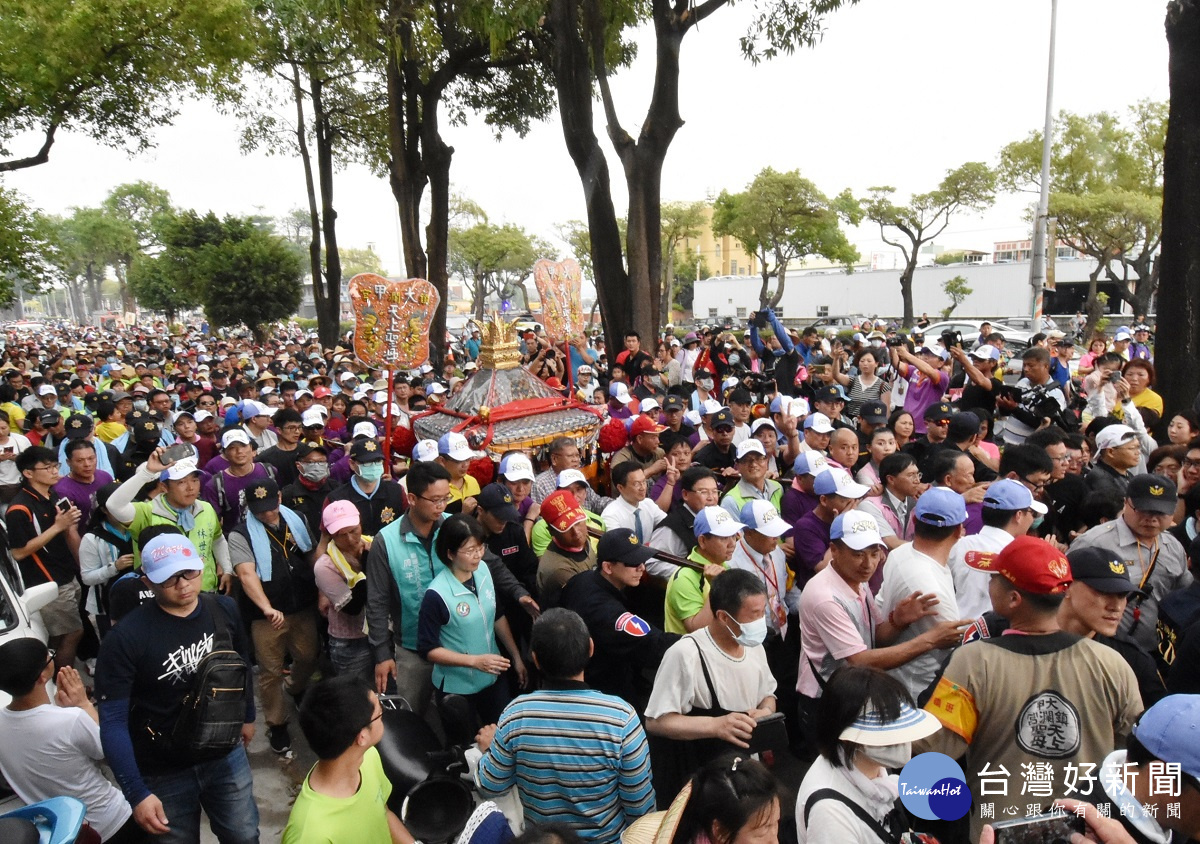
[1020, 477, 1047, 494]
[44, 648, 56, 670]
[161, 569, 203, 589]
[32, 464, 59, 473]
[419, 495, 453, 506]
[1184, 458, 1200, 470]
[280, 425, 303, 433]
[362, 709, 384, 731]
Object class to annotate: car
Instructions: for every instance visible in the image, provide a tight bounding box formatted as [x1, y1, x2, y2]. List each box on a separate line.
[0, 554, 58, 706]
[805, 315, 871, 332]
[922, 320, 1035, 346]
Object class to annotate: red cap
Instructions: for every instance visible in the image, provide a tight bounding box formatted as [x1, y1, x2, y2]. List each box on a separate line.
[964, 535, 1072, 595]
[542, 489, 587, 533]
[630, 415, 667, 437]
[312, 386, 332, 398]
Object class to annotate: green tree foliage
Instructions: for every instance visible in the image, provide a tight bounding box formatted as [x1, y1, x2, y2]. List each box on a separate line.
[659, 201, 708, 325]
[940, 275, 972, 319]
[0, 186, 56, 304]
[339, 246, 386, 280]
[241, 0, 384, 348]
[48, 206, 136, 316]
[99, 181, 174, 311]
[546, 0, 856, 349]
[0, 0, 256, 172]
[997, 102, 1165, 327]
[450, 217, 547, 319]
[131, 211, 302, 339]
[863, 162, 996, 327]
[713, 168, 860, 310]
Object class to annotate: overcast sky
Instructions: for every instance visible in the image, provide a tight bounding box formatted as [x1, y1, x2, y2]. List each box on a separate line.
[5, 0, 1170, 276]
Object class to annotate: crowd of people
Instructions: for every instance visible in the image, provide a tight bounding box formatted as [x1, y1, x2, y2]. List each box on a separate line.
[0, 310, 1198, 844]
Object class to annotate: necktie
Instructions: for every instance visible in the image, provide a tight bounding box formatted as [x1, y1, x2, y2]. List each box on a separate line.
[633, 509, 644, 543]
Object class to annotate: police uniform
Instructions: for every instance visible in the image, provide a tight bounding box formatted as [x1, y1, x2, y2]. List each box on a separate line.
[558, 536, 680, 707]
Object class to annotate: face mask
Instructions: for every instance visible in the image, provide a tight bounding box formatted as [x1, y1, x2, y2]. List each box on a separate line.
[1030, 514, 1045, 530]
[356, 462, 384, 482]
[862, 741, 912, 769]
[724, 613, 768, 648]
[300, 463, 330, 483]
[133, 399, 148, 412]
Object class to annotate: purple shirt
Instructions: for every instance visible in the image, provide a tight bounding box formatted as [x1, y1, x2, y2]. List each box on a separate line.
[792, 509, 832, 591]
[649, 474, 684, 507]
[781, 485, 819, 531]
[903, 368, 949, 435]
[203, 464, 273, 532]
[53, 471, 113, 525]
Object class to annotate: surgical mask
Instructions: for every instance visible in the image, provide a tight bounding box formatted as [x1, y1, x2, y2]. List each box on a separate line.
[862, 741, 912, 769]
[300, 463, 330, 483]
[1030, 514, 1045, 530]
[355, 462, 384, 482]
[133, 399, 148, 412]
[724, 613, 767, 648]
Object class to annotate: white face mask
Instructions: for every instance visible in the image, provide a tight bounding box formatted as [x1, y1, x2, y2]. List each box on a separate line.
[863, 741, 912, 769]
[723, 612, 768, 648]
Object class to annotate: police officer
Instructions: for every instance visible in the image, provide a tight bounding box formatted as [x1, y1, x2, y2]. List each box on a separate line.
[559, 528, 680, 708]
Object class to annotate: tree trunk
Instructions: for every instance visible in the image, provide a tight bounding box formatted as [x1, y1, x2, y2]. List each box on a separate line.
[291, 62, 327, 346]
[313, 71, 343, 349]
[1158, 0, 1200, 414]
[421, 93, 452, 371]
[116, 265, 133, 314]
[900, 255, 918, 328]
[550, 0, 630, 350]
[1083, 264, 1105, 338]
[768, 252, 787, 309]
[659, 241, 674, 327]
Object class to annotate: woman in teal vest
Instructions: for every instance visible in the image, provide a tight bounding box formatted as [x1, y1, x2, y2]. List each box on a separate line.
[417, 514, 527, 727]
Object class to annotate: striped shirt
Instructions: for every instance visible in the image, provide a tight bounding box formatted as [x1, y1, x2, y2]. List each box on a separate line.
[476, 684, 655, 841]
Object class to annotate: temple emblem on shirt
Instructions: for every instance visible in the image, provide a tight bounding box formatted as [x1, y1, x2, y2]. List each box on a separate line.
[380, 507, 396, 524]
[1015, 690, 1081, 758]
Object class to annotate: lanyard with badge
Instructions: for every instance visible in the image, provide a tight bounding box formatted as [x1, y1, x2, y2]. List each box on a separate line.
[738, 538, 787, 631]
[1129, 538, 1160, 634]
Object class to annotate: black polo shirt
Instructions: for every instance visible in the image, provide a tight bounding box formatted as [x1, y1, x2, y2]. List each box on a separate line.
[7, 485, 75, 586]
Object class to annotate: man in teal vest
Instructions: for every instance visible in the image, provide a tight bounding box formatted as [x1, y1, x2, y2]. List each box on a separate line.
[106, 448, 231, 593]
[365, 460, 452, 716]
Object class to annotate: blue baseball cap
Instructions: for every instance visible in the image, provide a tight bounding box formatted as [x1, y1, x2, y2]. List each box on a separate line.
[913, 487, 968, 527]
[983, 478, 1048, 514]
[1131, 695, 1200, 780]
[693, 505, 743, 538]
[830, 511, 885, 550]
[792, 452, 829, 477]
[813, 468, 869, 499]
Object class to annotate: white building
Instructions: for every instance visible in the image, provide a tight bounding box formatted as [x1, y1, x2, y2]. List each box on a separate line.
[692, 258, 1139, 323]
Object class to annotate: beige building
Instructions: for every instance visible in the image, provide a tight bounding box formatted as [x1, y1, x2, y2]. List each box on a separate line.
[678, 205, 760, 279]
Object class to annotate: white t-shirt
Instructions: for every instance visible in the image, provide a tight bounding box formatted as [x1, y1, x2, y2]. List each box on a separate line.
[795, 754, 900, 844]
[0, 704, 132, 840]
[875, 543, 959, 700]
[947, 526, 1014, 620]
[644, 628, 776, 719]
[0, 432, 31, 485]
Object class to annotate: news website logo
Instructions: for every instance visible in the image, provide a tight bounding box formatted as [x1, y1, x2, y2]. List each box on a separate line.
[899, 752, 972, 821]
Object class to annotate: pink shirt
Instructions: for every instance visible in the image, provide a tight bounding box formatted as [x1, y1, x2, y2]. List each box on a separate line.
[313, 553, 366, 640]
[797, 564, 882, 697]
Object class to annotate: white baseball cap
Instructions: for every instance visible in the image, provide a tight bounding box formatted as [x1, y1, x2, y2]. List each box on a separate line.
[412, 439, 439, 462]
[739, 500, 790, 538]
[352, 421, 378, 439]
[831, 510, 885, 550]
[301, 408, 325, 427]
[499, 453, 535, 482]
[1096, 424, 1138, 451]
[557, 469, 588, 489]
[814, 467, 870, 499]
[693, 505, 744, 538]
[803, 412, 835, 434]
[735, 439, 766, 461]
[438, 431, 474, 462]
[193, 410, 214, 424]
[221, 429, 252, 449]
[640, 397, 660, 412]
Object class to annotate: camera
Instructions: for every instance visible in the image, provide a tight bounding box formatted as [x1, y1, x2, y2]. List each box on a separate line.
[941, 329, 962, 350]
[752, 310, 770, 330]
[886, 336, 905, 348]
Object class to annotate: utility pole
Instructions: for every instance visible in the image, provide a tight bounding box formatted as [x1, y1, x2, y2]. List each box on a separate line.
[1029, 0, 1059, 333]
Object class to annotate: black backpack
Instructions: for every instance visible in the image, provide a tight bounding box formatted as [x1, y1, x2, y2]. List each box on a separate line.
[170, 594, 249, 760]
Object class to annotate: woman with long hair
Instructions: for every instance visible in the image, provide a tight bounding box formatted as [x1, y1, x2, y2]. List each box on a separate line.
[887, 409, 916, 450]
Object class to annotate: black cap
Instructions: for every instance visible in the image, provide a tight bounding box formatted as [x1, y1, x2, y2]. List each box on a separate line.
[859, 400, 888, 425]
[246, 478, 281, 513]
[295, 442, 328, 459]
[349, 438, 384, 463]
[924, 402, 954, 423]
[597, 528, 655, 567]
[64, 413, 93, 439]
[1127, 473, 1177, 514]
[711, 409, 734, 430]
[814, 385, 847, 404]
[37, 409, 61, 427]
[663, 395, 685, 412]
[477, 483, 520, 523]
[947, 410, 981, 441]
[128, 409, 162, 442]
[1067, 547, 1140, 595]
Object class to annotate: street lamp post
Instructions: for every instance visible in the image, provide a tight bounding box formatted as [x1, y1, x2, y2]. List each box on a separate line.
[1029, 0, 1059, 334]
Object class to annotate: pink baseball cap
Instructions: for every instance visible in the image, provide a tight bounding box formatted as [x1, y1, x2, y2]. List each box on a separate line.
[322, 500, 361, 535]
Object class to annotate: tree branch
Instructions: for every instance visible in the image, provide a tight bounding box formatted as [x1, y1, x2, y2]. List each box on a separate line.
[0, 119, 60, 172]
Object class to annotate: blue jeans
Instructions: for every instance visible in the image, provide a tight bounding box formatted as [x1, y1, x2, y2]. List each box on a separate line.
[144, 745, 259, 844]
[328, 636, 373, 684]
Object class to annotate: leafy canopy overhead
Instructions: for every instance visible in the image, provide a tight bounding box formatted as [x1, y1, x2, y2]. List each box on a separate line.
[0, 0, 256, 171]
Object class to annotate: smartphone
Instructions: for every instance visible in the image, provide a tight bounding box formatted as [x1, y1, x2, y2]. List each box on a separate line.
[160, 443, 195, 467]
[1109, 371, 1123, 384]
[55, 497, 71, 514]
[992, 812, 1086, 844]
[810, 364, 828, 376]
